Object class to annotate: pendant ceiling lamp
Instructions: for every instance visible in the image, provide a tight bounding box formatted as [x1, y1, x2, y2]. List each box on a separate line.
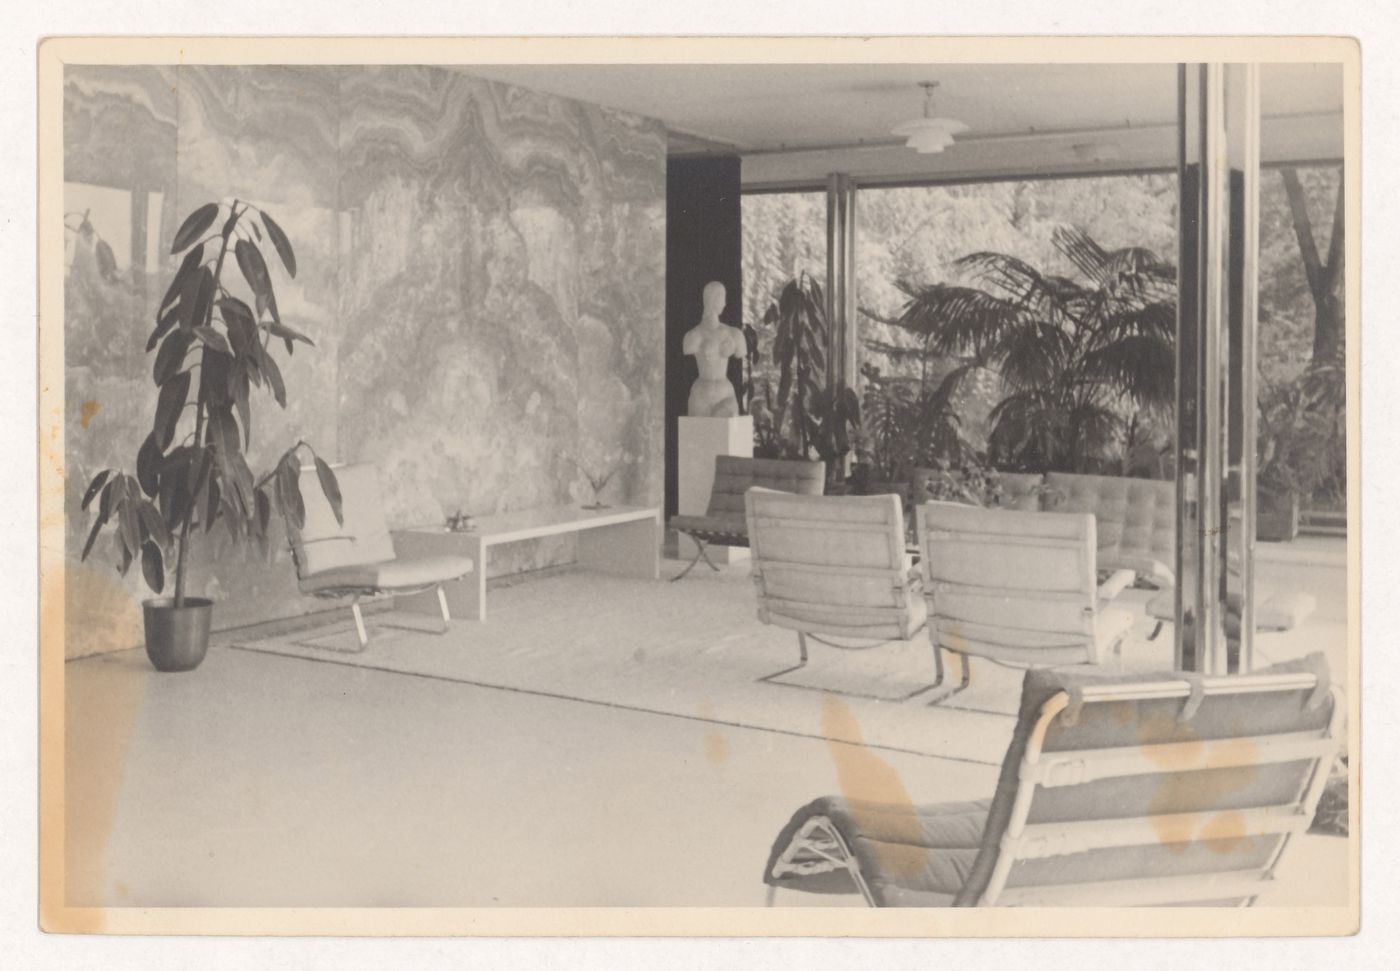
[892, 81, 968, 154]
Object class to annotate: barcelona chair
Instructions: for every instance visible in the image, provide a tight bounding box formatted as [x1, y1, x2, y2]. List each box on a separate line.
[764, 653, 1342, 907]
[917, 502, 1137, 704]
[745, 488, 933, 700]
[669, 456, 826, 581]
[285, 462, 474, 647]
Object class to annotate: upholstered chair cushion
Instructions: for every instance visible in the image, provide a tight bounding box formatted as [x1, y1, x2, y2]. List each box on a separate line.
[670, 456, 826, 545]
[289, 463, 398, 578]
[746, 489, 926, 642]
[919, 501, 1124, 666]
[1044, 472, 1176, 583]
[288, 463, 472, 595]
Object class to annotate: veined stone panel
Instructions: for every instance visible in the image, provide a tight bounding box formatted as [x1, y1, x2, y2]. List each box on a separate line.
[62, 62, 667, 649]
[170, 65, 346, 628]
[336, 67, 666, 577]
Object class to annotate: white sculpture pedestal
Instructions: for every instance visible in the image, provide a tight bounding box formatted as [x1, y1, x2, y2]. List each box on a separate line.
[677, 415, 753, 564]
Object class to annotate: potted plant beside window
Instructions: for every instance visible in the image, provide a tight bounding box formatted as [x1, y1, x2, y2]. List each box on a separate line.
[79, 199, 342, 671]
[1256, 374, 1339, 543]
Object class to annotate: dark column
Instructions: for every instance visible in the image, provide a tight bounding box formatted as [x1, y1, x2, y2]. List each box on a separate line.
[665, 155, 743, 520]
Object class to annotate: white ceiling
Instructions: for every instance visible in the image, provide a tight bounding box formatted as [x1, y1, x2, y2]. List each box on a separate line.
[461, 62, 1344, 186]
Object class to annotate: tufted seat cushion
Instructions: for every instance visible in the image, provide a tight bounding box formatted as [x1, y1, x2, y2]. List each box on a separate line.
[1044, 472, 1175, 583]
[670, 456, 825, 548]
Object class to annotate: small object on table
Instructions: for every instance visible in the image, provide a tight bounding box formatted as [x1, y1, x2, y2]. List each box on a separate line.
[580, 463, 617, 510]
[446, 510, 475, 533]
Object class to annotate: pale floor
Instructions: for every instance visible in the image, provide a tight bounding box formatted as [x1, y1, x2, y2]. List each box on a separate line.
[62, 540, 1351, 909]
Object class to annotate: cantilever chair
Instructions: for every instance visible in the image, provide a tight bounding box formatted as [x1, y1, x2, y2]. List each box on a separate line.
[764, 654, 1343, 907]
[669, 456, 825, 581]
[286, 463, 474, 647]
[917, 502, 1136, 702]
[745, 489, 932, 698]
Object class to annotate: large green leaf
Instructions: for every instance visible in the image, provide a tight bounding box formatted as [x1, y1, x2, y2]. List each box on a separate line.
[260, 349, 286, 408]
[232, 368, 251, 448]
[276, 454, 304, 530]
[235, 238, 271, 299]
[206, 405, 240, 459]
[259, 209, 297, 278]
[171, 202, 220, 254]
[153, 330, 193, 386]
[136, 434, 162, 497]
[202, 476, 221, 533]
[193, 325, 232, 356]
[153, 371, 191, 449]
[81, 469, 110, 511]
[313, 455, 343, 526]
[183, 267, 215, 331]
[158, 243, 204, 318]
[267, 319, 314, 348]
[220, 297, 258, 355]
[137, 500, 172, 551]
[200, 345, 232, 407]
[80, 506, 109, 561]
[141, 541, 165, 594]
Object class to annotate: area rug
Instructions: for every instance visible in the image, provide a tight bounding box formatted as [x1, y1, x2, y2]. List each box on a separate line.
[231, 563, 1170, 765]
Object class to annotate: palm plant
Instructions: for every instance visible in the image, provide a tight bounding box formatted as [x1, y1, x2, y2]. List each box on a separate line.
[875, 226, 1176, 473]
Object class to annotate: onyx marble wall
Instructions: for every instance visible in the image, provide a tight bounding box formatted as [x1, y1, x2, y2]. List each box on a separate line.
[62, 64, 666, 656]
[336, 67, 666, 576]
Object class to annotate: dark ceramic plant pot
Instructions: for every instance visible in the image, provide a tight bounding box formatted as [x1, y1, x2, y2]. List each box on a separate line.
[142, 597, 213, 672]
[1257, 490, 1300, 543]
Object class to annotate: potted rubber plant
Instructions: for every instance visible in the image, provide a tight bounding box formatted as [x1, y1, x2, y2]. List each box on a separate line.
[79, 198, 342, 671]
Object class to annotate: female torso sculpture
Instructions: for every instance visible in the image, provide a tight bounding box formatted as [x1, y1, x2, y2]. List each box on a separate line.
[683, 281, 745, 418]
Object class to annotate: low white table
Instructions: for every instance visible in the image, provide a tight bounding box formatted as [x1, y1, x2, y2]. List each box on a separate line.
[393, 504, 661, 621]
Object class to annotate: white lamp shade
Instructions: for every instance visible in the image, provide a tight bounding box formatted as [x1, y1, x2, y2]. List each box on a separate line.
[892, 117, 969, 154]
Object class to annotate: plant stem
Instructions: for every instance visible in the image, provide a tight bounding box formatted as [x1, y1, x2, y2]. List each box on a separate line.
[173, 200, 239, 607]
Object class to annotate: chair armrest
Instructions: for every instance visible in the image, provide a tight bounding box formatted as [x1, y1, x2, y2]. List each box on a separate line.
[1097, 568, 1136, 602]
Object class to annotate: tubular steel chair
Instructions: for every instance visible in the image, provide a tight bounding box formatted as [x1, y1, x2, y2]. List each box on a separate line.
[917, 502, 1136, 703]
[764, 654, 1343, 907]
[669, 456, 825, 581]
[286, 463, 474, 647]
[745, 489, 931, 698]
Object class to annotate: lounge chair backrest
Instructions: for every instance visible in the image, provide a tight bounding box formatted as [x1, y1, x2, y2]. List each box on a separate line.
[961, 657, 1342, 907]
[1044, 471, 1175, 582]
[287, 462, 397, 578]
[918, 501, 1103, 666]
[746, 490, 921, 641]
[705, 456, 826, 521]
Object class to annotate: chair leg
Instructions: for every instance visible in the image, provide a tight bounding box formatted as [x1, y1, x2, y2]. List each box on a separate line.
[1147, 620, 1165, 641]
[669, 535, 720, 581]
[920, 645, 971, 705]
[765, 884, 776, 907]
[351, 601, 368, 647]
[436, 584, 451, 625]
[797, 630, 808, 665]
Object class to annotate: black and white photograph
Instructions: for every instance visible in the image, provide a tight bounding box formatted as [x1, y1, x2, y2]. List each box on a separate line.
[31, 33, 1363, 942]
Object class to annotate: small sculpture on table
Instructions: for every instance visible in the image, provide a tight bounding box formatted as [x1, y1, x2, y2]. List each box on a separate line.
[580, 466, 616, 511]
[683, 281, 745, 418]
[445, 510, 475, 532]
